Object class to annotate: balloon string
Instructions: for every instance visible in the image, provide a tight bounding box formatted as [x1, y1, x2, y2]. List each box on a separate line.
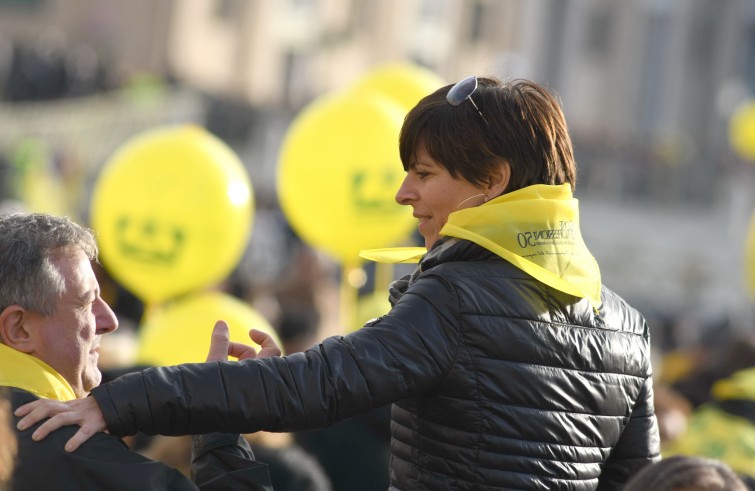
[374, 262, 393, 295]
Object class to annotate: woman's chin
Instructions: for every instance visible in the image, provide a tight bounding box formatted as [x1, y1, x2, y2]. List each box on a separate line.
[418, 224, 436, 249]
[423, 235, 437, 249]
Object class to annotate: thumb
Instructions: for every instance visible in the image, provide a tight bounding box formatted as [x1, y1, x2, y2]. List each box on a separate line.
[206, 320, 231, 362]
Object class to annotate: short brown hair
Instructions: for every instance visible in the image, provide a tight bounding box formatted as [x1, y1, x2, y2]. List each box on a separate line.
[399, 77, 576, 195]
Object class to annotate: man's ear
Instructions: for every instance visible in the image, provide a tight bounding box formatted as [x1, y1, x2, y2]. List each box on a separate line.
[485, 159, 511, 198]
[0, 306, 35, 353]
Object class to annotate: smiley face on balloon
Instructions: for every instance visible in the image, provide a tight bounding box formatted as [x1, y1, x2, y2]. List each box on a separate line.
[114, 215, 185, 265]
[277, 90, 416, 264]
[91, 125, 283, 363]
[277, 63, 445, 265]
[91, 125, 254, 306]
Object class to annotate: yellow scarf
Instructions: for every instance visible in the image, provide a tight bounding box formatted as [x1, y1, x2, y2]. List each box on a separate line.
[0, 343, 77, 401]
[360, 184, 602, 308]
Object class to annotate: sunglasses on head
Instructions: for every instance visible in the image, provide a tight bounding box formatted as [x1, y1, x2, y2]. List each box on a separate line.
[446, 75, 489, 126]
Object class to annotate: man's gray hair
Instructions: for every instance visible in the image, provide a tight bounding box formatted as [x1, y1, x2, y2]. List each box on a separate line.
[0, 213, 98, 316]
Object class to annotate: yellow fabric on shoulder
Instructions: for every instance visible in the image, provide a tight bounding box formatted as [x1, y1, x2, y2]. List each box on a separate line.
[359, 247, 427, 264]
[442, 184, 601, 307]
[360, 184, 602, 308]
[0, 343, 77, 401]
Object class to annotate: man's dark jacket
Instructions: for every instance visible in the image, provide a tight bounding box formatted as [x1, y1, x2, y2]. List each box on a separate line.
[9, 389, 272, 491]
[92, 239, 661, 490]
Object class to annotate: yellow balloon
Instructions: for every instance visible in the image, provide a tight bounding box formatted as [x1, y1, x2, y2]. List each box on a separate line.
[277, 90, 415, 263]
[91, 125, 253, 305]
[137, 291, 280, 365]
[351, 62, 446, 112]
[729, 100, 755, 162]
[746, 211, 755, 301]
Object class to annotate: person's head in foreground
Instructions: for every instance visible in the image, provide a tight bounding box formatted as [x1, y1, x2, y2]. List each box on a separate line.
[1, 212, 278, 491]
[397, 76, 576, 248]
[0, 213, 118, 398]
[622, 455, 748, 491]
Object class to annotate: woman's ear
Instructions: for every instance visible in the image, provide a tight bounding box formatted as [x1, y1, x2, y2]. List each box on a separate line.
[485, 160, 511, 198]
[0, 306, 34, 353]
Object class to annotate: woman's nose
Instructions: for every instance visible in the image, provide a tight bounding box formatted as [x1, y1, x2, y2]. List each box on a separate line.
[395, 176, 415, 205]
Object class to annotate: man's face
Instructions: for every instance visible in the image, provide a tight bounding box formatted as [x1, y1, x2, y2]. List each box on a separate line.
[25, 248, 118, 398]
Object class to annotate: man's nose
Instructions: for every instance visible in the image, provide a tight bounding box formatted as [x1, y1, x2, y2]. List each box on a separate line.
[95, 298, 119, 334]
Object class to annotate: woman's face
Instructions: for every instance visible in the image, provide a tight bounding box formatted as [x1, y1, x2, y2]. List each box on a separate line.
[395, 144, 487, 249]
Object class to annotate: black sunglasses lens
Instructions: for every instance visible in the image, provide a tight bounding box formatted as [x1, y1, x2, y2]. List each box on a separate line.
[446, 76, 478, 106]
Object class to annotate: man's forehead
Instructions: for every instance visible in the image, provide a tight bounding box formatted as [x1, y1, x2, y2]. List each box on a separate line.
[50, 248, 97, 291]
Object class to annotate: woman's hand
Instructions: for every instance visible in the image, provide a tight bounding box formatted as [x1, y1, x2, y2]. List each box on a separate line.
[14, 321, 282, 453]
[15, 397, 106, 453]
[206, 320, 282, 362]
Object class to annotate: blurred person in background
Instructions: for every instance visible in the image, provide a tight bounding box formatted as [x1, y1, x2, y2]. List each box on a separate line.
[651, 383, 693, 447]
[0, 212, 276, 490]
[621, 455, 748, 491]
[18, 77, 660, 490]
[663, 366, 755, 488]
[669, 331, 755, 409]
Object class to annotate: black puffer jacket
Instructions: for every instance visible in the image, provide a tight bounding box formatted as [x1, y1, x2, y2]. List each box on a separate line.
[93, 239, 660, 490]
[10, 389, 273, 491]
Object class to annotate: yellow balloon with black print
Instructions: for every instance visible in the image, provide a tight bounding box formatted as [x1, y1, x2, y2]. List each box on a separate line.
[91, 125, 253, 305]
[277, 89, 415, 263]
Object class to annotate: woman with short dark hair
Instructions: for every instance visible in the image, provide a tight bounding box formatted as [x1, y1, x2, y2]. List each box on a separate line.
[19, 76, 660, 490]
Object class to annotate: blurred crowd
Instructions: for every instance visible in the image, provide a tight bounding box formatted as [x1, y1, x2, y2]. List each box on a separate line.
[79, 228, 755, 490]
[1, 25, 755, 491]
[3, 190, 754, 490]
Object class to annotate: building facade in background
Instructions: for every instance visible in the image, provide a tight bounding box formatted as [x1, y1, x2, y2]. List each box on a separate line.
[0, 0, 754, 326]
